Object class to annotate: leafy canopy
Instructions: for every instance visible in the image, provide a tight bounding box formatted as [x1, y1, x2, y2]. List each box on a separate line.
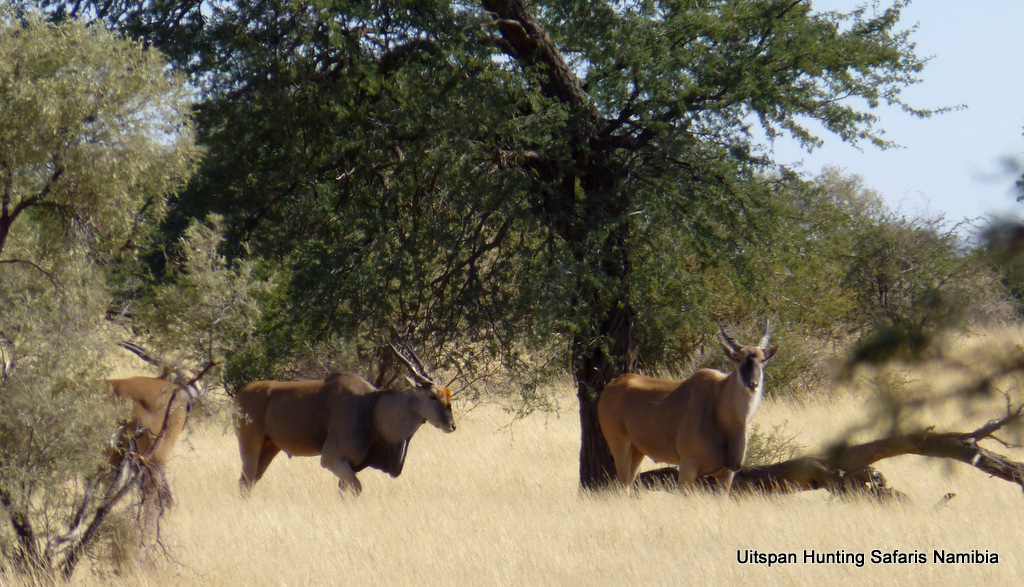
[51, 1, 934, 390]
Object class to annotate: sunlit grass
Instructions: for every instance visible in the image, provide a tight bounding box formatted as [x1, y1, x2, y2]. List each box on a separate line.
[61, 329, 1024, 585]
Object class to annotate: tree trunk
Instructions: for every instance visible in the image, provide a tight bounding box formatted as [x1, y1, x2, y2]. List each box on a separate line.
[635, 460, 906, 499]
[481, 0, 638, 489]
[577, 391, 614, 490]
[575, 301, 638, 490]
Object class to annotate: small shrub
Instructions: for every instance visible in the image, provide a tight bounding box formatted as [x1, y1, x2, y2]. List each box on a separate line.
[745, 423, 804, 467]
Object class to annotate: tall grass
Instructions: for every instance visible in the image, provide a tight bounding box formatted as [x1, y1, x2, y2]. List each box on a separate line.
[58, 330, 1024, 585]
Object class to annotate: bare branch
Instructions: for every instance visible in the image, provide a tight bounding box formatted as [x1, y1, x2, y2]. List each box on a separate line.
[964, 404, 1024, 443]
[0, 258, 62, 290]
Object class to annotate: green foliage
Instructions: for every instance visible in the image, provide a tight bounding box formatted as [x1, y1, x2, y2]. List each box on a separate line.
[0, 8, 198, 578]
[763, 168, 1009, 371]
[0, 7, 199, 257]
[842, 213, 1009, 366]
[130, 0, 571, 385]
[978, 218, 1024, 315]
[764, 169, 880, 332]
[134, 215, 267, 392]
[0, 251, 120, 575]
[31, 0, 1009, 495]
[847, 216, 952, 325]
[48, 0, 934, 396]
[642, 166, 1011, 398]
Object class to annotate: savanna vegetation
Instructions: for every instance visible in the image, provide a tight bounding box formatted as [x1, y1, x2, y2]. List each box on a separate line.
[36, 338, 1024, 585]
[2, 0, 1023, 583]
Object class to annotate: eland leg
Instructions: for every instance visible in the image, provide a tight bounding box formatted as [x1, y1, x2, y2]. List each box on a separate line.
[625, 446, 645, 490]
[676, 459, 699, 490]
[254, 441, 281, 483]
[237, 429, 264, 494]
[320, 453, 363, 496]
[710, 468, 736, 494]
[609, 442, 644, 488]
[718, 432, 746, 495]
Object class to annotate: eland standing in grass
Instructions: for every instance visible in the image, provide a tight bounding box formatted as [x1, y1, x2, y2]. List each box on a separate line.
[110, 342, 206, 472]
[108, 377, 198, 469]
[598, 321, 777, 494]
[234, 345, 456, 495]
[108, 342, 209, 535]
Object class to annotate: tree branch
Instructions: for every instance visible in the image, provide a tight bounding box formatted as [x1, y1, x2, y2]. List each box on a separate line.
[481, 0, 591, 112]
[378, 37, 438, 75]
[0, 487, 42, 571]
[0, 258, 62, 290]
[637, 405, 1024, 497]
[0, 158, 65, 256]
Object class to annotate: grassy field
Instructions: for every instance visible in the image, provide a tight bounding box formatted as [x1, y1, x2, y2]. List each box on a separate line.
[66, 330, 1024, 586]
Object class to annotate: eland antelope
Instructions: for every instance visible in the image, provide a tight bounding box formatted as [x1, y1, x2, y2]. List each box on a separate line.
[108, 377, 200, 468]
[110, 343, 205, 468]
[234, 345, 456, 495]
[597, 321, 778, 494]
[108, 343, 208, 533]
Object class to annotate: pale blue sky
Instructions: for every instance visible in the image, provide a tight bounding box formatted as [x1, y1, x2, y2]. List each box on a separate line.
[769, 1, 1024, 227]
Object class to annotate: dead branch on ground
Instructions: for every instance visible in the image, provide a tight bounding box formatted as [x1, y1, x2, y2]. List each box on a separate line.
[636, 405, 1024, 499]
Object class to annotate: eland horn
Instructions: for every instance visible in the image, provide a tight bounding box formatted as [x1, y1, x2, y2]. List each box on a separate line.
[758, 319, 772, 349]
[389, 343, 434, 385]
[717, 321, 742, 352]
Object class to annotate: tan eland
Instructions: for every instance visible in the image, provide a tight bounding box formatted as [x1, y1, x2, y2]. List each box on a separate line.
[234, 345, 456, 495]
[109, 342, 205, 469]
[108, 377, 199, 469]
[598, 321, 778, 494]
[107, 342, 209, 535]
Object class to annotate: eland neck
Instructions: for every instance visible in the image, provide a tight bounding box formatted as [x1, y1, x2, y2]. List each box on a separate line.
[721, 367, 763, 426]
[373, 390, 425, 444]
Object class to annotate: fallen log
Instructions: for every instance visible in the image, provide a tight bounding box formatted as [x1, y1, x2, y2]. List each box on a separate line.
[636, 459, 904, 499]
[636, 405, 1024, 498]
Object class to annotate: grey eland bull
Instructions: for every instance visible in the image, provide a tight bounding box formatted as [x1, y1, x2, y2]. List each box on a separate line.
[234, 345, 456, 495]
[597, 321, 778, 494]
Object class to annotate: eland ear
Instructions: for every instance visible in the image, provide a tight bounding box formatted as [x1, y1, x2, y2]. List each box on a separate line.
[763, 345, 779, 362]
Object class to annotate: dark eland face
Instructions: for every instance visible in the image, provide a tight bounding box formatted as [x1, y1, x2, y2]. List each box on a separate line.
[733, 347, 773, 391]
[391, 343, 454, 432]
[414, 383, 456, 433]
[718, 320, 778, 392]
[720, 344, 779, 392]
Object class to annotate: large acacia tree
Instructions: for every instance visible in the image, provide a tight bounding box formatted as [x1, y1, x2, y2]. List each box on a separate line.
[52, 0, 933, 488]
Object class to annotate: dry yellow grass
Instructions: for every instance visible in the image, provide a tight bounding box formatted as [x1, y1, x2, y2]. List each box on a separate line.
[62, 329, 1024, 586]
